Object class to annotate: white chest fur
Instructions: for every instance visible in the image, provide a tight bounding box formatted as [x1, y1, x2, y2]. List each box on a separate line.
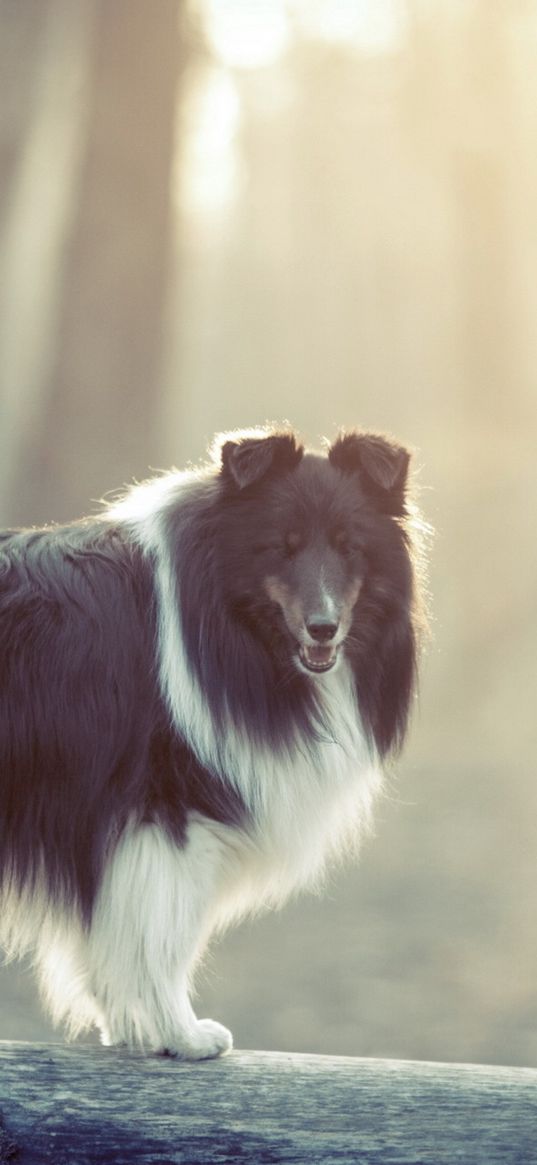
[188, 664, 382, 929]
[120, 484, 383, 916]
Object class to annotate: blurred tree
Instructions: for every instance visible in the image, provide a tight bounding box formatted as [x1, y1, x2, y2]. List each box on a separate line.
[3, 0, 180, 525]
[403, 1, 515, 436]
[0, 1, 47, 195]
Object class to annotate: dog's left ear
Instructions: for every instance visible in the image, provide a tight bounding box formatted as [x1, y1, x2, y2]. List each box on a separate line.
[220, 432, 303, 490]
[329, 432, 410, 513]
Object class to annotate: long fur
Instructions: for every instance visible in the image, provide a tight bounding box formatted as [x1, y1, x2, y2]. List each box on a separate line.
[0, 426, 426, 1057]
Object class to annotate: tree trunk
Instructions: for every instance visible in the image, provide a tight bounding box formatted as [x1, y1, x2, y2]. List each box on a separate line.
[9, 0, 180, 526]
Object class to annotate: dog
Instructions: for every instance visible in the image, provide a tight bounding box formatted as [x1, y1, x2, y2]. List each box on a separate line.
[0, 427, 425, 1058]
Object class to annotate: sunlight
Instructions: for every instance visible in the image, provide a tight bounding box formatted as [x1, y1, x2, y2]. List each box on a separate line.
[201, 0, 291, 69]
[293, 0, 407, 55]
[176, 67, 243, 218]
[175, 0, 408, 221]
[200, 0, 407, 68]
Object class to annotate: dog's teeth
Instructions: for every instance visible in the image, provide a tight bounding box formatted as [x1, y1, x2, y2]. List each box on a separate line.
[300, 644, 337, 672]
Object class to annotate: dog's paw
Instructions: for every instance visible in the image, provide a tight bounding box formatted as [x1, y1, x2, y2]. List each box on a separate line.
[161, 1019, 233, 1061]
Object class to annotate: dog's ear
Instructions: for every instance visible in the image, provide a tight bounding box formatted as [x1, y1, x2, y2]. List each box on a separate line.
[329, 432, 410, 513]
[220, 432, 303, 490]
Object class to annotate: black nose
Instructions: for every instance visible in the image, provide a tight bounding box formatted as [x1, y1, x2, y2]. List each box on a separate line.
[307, 618, 339, 642]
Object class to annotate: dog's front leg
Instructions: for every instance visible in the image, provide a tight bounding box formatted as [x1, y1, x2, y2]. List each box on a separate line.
[86, 820, 233, 1059]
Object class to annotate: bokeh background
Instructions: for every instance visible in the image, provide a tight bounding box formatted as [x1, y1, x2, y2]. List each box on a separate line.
[1, 0, 536, 1068]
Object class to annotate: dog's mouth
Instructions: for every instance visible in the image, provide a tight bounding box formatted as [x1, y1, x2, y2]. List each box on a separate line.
[299, 643, 338, 673]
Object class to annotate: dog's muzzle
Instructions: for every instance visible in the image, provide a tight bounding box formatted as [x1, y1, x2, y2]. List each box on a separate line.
[299, 618, 339, 672]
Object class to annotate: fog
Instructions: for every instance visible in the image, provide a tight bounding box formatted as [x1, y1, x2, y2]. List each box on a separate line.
[1, 0, 536, 1067]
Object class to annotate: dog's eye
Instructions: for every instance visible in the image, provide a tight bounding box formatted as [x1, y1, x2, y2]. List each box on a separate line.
[333, 530, 351, 555]
[251, 541, 280, 557]
[333, 530, 363, 559]
[285, 531, 302, 556]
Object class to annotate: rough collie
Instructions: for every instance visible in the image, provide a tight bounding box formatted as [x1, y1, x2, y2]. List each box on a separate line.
[0, 427, 425, 1058]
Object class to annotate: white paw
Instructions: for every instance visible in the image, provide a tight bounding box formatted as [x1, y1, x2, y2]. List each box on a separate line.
[161, 1019, 233, 1061]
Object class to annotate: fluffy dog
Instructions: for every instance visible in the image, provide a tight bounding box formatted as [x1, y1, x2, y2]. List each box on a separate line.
[0, 428, 425, 1057]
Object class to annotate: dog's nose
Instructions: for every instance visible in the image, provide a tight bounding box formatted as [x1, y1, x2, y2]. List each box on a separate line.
[307, 618, 339, 642]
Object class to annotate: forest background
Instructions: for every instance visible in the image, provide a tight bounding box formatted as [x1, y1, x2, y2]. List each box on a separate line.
[1, 0, 536, 1068]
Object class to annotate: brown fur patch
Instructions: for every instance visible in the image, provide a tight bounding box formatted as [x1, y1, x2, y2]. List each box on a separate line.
[264, 576, 305, 637]
[337, 577, 362, 637]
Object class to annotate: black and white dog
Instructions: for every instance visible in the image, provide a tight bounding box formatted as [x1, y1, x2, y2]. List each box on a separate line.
[0, 428, 425, 1057]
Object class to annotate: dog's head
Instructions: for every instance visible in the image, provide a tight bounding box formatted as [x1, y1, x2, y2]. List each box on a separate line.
[216, 428, 413, 677]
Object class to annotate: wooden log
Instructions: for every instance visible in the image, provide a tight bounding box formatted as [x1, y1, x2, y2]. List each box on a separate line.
[0, 1042, 536, 1164]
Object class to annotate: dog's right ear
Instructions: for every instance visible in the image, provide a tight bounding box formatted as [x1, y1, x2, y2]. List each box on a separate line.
[219, 431, 303, 490]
